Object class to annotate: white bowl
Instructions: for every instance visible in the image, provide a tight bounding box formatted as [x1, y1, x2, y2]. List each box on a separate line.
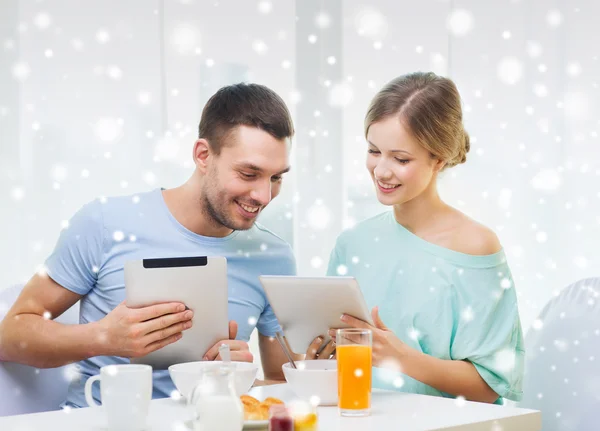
[168, 361, 258, 399]
[282, 360, 338, 406]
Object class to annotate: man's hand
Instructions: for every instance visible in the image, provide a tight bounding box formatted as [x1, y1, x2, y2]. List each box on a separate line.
[203, 321, 253, 362]
[304, 335, 336, 360]
[97, 301, 193, 358]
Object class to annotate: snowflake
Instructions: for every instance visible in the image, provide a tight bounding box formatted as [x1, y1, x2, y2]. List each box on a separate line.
[495, 349, 516, 372]
[531, 169, 561, 191]
[144, 172, 156, 185]
[63, 364, 80, 382]
[393, 377, 404, 388]
[34, 13, 52, 30]
[430, 52, 447, 75]
[257, 1, 272, 14]
[497, 57, 523, 85]
[289, 90, 302, 105]
[315, 12, 331, 29]
[171, 24, 199, 55]
[93, 117, 123, 143]
[461, 306, 475, 322]
[310, 256, 323, 269]
[11, 187, 25, 201]
[573, 256, 588, 269]
[105, 365, 118, 376]
[306, 204, 331, 230]
[336, 265, 348, 276]
[546, 9, 563, 28]
[447, 9, 474, 37]
[328, 82, 353, 107]
[408, 327, 420, 341]
[564, 92, 590, 120]
[354, 7, 388, 40]
[95, 29, 110, 44]
[12, 62, 31, 81]
[533, 83, 548, 98]
[553, 339, 569, 352]
[252, 40, 268, 55]
[113, 231, 125, 242]
[106, 65, 122, 80]
[455, 395, 466, 407]
[71, 38, 84, 51]
[51, 165, 67, 182]
[567, 62, 582, 77]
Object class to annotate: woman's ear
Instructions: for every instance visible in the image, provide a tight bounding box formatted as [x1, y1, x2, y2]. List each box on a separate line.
[433, 158, 446, 172]
[193, 139, 211, 173]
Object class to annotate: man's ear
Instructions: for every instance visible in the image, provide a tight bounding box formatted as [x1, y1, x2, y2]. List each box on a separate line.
[193, 139, 212, 173]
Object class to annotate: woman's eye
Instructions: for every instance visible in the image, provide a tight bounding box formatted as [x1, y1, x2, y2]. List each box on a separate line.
[368, 149, 380, 154]
[396, 159, 410, 164]
[240, 172, 256, 179]
[271, 176, 283, 183]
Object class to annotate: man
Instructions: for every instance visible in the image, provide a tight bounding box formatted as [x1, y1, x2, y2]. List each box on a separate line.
[0, 83, 334, 408]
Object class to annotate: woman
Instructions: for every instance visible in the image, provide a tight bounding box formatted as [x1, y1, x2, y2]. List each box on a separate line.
[326, 72, 524, 404]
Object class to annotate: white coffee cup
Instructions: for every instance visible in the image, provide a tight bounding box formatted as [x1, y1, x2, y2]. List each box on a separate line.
[85, 364, 152, 431]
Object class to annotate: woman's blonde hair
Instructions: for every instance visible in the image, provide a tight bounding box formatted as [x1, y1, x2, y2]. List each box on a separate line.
[365, 72, 470, 169]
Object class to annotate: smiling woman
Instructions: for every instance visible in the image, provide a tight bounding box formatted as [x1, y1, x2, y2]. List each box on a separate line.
[326, 72, 525, 405]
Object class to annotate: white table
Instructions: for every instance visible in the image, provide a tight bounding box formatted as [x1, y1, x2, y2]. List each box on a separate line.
[0, 384, 541, 431]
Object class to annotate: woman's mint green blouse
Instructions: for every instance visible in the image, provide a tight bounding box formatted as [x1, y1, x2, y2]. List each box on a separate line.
[326, 211, 525, 402]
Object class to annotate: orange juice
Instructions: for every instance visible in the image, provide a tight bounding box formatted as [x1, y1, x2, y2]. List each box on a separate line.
[336, 344, 372, 410]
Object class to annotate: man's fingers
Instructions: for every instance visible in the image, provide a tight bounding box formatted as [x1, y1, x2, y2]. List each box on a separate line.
[204, 340, 249, 361]
[144, 332, 182, 355]
[144, 319, 192, 345]
[217, 350, 253, 362]
[229, 320, 238, 340]
[135, 302, 186, 322]
[140, 309, 193, 334]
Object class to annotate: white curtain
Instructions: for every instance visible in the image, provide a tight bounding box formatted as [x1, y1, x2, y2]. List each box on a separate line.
[1, 0, 599, 339]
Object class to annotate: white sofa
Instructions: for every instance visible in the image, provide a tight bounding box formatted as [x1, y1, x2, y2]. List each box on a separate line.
[520, 277, 600, 431]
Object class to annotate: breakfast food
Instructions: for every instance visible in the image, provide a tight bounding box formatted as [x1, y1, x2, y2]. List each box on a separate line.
[240, 395, 285, 421]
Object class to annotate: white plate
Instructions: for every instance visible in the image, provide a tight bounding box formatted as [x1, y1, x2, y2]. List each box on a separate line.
[184, 419, 268, 430]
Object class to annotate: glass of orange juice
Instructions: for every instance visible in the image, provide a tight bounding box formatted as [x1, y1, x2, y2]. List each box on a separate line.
[336, 328, 372, 417]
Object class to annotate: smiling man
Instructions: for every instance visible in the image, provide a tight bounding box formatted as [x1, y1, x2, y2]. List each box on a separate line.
[0, 83, 308, 408]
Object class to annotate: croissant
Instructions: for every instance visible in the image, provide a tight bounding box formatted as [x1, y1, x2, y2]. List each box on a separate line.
[240, 395, 285, 421]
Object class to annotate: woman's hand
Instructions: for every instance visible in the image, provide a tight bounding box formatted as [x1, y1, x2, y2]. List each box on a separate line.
[330, 306, 408, 369]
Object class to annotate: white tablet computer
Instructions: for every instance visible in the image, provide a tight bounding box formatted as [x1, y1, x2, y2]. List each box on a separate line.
[125, 256, 229, 370]
[259, 276, 374, 354]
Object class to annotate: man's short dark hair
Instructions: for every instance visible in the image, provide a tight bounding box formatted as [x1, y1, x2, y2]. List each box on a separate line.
[198, 83, 295, 154]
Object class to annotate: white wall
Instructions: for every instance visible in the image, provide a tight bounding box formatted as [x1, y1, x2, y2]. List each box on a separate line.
[1, 1, 599, 355]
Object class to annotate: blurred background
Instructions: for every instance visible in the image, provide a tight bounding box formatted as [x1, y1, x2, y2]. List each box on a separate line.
[1, 0, 598, 353]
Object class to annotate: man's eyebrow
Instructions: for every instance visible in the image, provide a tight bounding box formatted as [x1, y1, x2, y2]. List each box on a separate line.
[237, 163, 291, 175]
